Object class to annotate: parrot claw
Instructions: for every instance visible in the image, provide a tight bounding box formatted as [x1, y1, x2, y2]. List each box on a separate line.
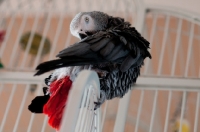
[94, 102, 101, 110]
[94, 90, 106, 110]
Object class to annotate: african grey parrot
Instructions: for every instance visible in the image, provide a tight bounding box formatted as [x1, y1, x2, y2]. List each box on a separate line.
[28, 11, 151, 130]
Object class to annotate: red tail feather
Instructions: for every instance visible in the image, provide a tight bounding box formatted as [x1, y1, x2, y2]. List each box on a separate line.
[43, 76, 72, 130]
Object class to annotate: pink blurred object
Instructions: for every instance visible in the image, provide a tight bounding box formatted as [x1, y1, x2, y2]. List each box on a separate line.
[0, 30, 6, 44]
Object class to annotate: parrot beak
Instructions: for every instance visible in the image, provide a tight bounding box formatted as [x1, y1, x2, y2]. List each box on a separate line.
[79, 33, 87, 39]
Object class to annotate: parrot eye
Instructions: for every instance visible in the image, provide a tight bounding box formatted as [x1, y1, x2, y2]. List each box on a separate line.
[85, 17, 89, 22]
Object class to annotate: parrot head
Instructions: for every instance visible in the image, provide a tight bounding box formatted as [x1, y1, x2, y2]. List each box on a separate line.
[70, 11, 109, 39]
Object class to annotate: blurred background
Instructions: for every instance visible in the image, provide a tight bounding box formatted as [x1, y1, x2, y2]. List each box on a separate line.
[0, 0, 200, 132]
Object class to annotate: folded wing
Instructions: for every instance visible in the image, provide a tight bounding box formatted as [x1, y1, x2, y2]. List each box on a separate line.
[35, 28, 151, 76]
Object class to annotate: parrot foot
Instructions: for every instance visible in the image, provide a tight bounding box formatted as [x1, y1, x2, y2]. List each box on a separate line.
[94, 90, 106, 110]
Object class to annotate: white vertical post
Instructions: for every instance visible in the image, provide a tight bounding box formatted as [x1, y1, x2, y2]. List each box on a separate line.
[97, 104, 101, 132]
[113, 92, 131, 132]
[60, 71, 100, 132]
[157, 15, 170, 75]
[33, 13, 52, 68]
[184, 22, 194, 77]
[163, 90, 172, 132]
[80, 87, 92, 132]
[13, 84, 30, 132]
[144, 13, 158, 74]
[48, 14, 64, 59]
[0, 84, 17, 132]
[30, 1, 51, 68]
[75, 89, 88, 132]
[171, 18, 183, 76]
[20, 13, 40, 69]
[101, 101, 108, 131]
[41, 116, 48, 132]
[194, 92, 200, 132]
[8, 13, 28, 69]
[134, 90, 144, 132]
[179, 91, 187, 132]
[27, 83, 43, 132]
[149, 90, 158, 132]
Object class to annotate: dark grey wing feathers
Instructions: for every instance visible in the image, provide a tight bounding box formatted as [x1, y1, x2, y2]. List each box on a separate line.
[57, 42, 90, 57]
[89, 37, 111, 52]
[120, 47, 141, 72]
[35, 28, 151, 75]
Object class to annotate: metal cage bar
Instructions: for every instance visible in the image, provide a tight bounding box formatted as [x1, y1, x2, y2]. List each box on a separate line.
[60, 70, 100, 132]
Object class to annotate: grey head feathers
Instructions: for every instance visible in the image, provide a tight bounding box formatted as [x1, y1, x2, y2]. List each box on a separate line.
[88, 11, 109, 30]
[70, 11, 109, 39]
[70, 12, 83, 39]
